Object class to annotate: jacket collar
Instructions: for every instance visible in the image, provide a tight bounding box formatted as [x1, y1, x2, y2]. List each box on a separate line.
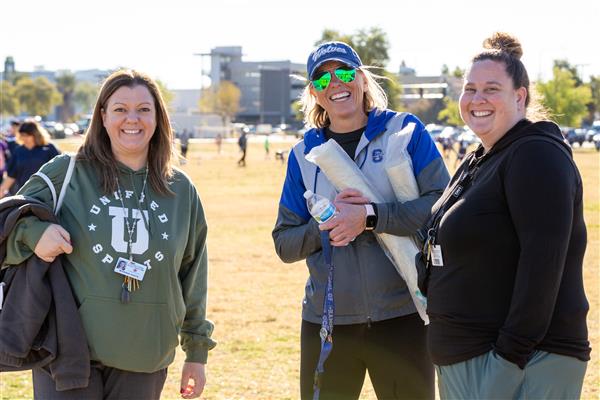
[303, 108, 396, 154]
[473, 119, 570, 159]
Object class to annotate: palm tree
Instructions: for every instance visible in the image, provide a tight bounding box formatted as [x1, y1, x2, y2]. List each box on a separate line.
[56, 72, 76, 121]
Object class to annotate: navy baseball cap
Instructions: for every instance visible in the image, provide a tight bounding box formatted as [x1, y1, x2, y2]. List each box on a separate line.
[307, 41, 362, 79]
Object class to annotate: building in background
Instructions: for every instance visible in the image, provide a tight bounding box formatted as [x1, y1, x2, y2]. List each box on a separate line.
[397, 63, 462, 103]
[199, 46, 305, 127]
[170, 89, 223, 138]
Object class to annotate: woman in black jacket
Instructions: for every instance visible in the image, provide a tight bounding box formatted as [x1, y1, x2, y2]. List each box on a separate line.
[423, 32, 590, 399]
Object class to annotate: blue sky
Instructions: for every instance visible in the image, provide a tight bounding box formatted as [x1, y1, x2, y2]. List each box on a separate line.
[2, 0, 598, 89]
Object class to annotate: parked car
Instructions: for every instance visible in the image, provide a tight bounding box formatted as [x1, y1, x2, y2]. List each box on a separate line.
[456, 129, 480, 145]
[585, 125, 600, 143]
[425, 124, 445, 141]
[593, 133, 600, 152]
[562, 127, 587, 146]
[42, 121, 66, 139]
[256, 124, 272, 135]
[76, 115, 92, 135]
[63, 123, 79, 136]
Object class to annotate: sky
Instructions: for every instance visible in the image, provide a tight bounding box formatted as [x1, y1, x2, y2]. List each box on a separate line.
[2, 0, 598, 89]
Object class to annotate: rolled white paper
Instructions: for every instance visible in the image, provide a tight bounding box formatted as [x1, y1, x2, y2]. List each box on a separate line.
[306, 138, 429, 324]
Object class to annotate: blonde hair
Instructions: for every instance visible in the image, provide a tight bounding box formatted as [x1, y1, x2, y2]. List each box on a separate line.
[78, 69, 175, 196]
[470, 32, 549, 121]
[299, 66, 388, 128]
[18, 120, 51, 146]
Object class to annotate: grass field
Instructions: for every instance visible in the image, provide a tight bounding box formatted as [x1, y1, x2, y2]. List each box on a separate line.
[0, 136, 598, 400]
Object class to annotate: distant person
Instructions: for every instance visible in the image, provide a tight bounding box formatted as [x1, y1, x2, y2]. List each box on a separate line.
[264, 134, 270, 159]
[6, 120, 20, 156]
[4, 120, 20, 194]
[273, 41, 449, 400]
[454, 138, 469, 168]
[439, 135, 453, 159]
[0, 120, 60, 198]
[4, 69, 216, 399]
[180, 129, 190, 164]
[215, 133, 223, 154]
[237, 130, 247, 166]
[420, 32, 590, 399]
[0, 137, 7, 185]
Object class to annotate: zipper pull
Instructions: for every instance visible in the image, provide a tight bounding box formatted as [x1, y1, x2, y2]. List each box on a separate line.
[0, 282, 5, 310]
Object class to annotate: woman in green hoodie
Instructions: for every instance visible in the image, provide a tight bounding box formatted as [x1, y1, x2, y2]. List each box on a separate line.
[7, 69, 216, 399]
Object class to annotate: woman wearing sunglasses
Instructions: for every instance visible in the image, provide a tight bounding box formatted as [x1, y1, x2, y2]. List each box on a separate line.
[273, 41, 449, 399]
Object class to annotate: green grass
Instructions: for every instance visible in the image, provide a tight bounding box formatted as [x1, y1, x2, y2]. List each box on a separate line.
[0, 137, 598, 399]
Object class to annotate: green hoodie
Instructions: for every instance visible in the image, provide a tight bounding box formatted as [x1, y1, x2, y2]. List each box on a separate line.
[6, 154, 216, 372]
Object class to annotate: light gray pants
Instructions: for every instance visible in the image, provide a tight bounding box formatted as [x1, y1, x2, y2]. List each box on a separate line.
[436, 350, 587, 400]
[32, 362, 167, 400]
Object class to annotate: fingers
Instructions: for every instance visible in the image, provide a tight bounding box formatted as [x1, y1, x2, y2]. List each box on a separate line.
[335, 189, 370, 205]
[335, 195, 370, 205]
[34, 224, 73, 262]
[180, 383, 195, 398]
[330, 236, 355, 247]
[58, 230, 73, 254]
[59, 240, 73, 255]
[56, 225, 71, 244]
[318, 218, 335, 231]
[336, 188, 363, 198]
[180, 362, 206, 399]
[52, 227, 73, 255]
[328, 224, 357, 246]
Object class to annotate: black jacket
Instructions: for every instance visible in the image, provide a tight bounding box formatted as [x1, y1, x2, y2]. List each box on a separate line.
[426, 119, 591, 369]
[0, 196, 90, 391]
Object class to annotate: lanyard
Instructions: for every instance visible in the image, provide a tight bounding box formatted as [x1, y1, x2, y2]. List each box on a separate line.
[310, 136, 371, 399]
[419, 148, 489, 252]
[313, 230, 335, 400]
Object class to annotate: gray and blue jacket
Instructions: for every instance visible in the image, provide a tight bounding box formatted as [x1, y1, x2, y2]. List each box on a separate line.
[272, 109, 450, 324]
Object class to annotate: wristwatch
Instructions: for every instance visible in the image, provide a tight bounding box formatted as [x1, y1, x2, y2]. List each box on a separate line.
[364, 203, 377, 231]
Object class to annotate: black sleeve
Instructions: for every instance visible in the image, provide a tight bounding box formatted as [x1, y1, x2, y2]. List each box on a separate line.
[494, 140, 577, 368]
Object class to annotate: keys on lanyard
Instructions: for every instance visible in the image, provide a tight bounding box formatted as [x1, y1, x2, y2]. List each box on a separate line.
[426, 229, 444, 267]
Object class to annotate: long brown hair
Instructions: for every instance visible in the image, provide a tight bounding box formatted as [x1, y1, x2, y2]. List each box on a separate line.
[78, 69, 175, 195]
[18, 120, 51, 146]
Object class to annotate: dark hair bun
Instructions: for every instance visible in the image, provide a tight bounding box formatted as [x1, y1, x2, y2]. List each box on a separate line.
[483, 32, 523, 59]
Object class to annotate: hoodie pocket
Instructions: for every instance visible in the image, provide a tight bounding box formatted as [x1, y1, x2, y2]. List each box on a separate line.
[78, 295, 179, 372]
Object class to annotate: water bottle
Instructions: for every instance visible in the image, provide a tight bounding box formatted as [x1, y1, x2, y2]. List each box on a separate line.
[304, 190, 336, 224]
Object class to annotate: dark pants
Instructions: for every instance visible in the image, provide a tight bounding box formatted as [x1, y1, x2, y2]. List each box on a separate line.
[238, 148, 247, 166]
[300, 313, 434, 400]
[32, 362, 167, 400]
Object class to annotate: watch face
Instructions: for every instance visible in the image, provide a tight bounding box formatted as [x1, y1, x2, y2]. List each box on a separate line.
[366, 215, 377, 229]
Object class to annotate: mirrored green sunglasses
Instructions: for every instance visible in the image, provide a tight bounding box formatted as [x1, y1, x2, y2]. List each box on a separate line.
[311, 67, 357, 91]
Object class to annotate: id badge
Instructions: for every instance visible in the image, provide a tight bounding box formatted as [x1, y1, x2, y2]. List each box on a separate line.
[114, 257, 147, 281]
[430, 245, 444, 267]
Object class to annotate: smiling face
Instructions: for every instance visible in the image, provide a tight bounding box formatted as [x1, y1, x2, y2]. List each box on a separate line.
[101, 84, 157, 167]
[459, 59, 527, 150]
[310, 60, 368, 132]
[17, 131, 36, 149]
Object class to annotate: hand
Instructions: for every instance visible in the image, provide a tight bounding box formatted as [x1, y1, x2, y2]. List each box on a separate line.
[334, 188, 370, 205]
[180, 362, 206, 399]
[319, 189, 370, 247]
[34, 224, 73, 263]
[0, 177, 15, 200]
